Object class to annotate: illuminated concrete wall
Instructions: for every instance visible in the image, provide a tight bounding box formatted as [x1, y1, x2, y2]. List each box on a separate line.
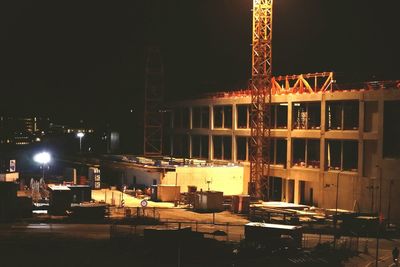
[116, 167, 162, 187]
[162, 166, 244, 195]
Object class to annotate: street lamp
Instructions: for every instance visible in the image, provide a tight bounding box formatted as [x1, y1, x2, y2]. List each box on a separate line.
[76, 132, 85, 153]
[33, 152, 51, 180]
[375, 165, 382, 267]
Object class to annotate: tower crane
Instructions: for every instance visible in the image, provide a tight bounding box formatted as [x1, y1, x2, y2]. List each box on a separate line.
[249, 0, 273, 199]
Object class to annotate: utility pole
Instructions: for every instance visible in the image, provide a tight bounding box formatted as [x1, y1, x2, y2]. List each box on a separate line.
[333, 170, 343, 249]
[375, 165, 382, 267]
[387, 179, 393, 227]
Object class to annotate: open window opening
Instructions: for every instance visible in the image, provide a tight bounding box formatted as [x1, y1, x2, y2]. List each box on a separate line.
[236, 136, 247, 161]
[223, 136, 232, 160]
[276, 104, 288, 129]
[182, 108, 190, 129]
[326, 102, 342, 130]
[237, 105, 249, 129]
[292, 102, 320, 130]
[173, 107, 190, 129]
[192, 135, 209, 159]
[268, 177, 282, 201]
[292, 103, 307, 129]
[268, 105, 276, 129]
[292, 139, 320, 168]
[192, 106, 209, 129]
[163, 135, 171, 156]
[173, 134, 189, 158]
[307, 139, 320, 168]
[213, 105, 232, 129]
[192, 107, 201, 128]
[343, 141, 358, 171]
[326, 101, 359, 130]
[174, 108, 182, 128]
[213, 136, 232, 160]
[326, 140, 358, 171]
[192, 135, 200, 158]
[201, 107, 209, 128]
[267, 138, 275, 164]
[343, 101, 359, 130]
[326, 140, 341, 170]
[276, 139, 287, 167]
[292, 139, 306, 166]
[383, 101, 400, 158]
[307, 103, 321, 129]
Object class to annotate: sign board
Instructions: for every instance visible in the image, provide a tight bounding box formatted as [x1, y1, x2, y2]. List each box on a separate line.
[140, 199, 148, 208]
[9, 160, 16, 172]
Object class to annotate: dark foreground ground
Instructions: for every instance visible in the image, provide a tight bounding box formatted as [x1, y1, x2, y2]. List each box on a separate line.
[0, 231, 357, 267]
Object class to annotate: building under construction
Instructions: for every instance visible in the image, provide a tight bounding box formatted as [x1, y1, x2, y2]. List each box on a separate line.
[164, 76, 400, 223]
[141, 0, 400, 223]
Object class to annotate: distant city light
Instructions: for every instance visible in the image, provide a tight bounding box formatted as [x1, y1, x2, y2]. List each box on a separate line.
[33, 152, 51, 164]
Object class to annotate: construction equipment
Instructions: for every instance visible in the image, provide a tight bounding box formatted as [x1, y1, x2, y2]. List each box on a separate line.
[144, 47, 164, 156]
[249, 0, 273, 200]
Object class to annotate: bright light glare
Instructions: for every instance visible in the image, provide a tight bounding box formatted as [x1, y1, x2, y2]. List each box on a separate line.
[34, 152, 51, 164]
[76, 132, 85, 138]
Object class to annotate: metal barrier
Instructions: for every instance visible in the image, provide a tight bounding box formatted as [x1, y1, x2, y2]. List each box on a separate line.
[302, 233, 360, 252]
[109, 220, 245, 243]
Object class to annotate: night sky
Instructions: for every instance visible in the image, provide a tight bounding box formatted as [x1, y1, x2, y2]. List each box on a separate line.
[0, 0, 399, 126]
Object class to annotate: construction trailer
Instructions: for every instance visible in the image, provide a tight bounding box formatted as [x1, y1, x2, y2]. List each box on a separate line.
[245, 222, 303, 249]
[48, 185, 72, 215]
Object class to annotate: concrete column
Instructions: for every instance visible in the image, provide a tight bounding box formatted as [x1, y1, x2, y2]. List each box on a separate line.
[232, 135, 236, 162]
[246, 137, 249, 162]
[282, 179, 287, 202]
[320, 94, 326, 170]
[358, 95, 365, 176]
[294, 179, 300, 204]
[209, 105, 214, 130]
[319, 95, 326, 207]
[232, 104, 237, 162]
[189, 134, 192, 158]
[189, 107, 193, 130]
[233, 104, 237, 130]
[287, 99, 293, 168]
[209, 134, 213, 161]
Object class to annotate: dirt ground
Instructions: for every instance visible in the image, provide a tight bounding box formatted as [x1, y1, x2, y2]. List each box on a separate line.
[93, 189, 250, 225]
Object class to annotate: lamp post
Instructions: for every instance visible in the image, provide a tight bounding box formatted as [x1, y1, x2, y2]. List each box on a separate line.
[33, 152, 51, 180]
[334, 170, 344, 249]
[375, 165, 382, 267]
[76, 132, 85, 153]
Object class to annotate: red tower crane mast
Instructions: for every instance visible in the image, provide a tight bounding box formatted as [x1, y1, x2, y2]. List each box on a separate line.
[249, 0, 273, 199]
[144, 47, 164, 156]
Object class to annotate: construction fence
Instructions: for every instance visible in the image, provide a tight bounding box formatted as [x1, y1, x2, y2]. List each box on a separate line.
[109, 219, 362, 253]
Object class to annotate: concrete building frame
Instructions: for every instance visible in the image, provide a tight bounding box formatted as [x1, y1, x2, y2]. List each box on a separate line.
[166, 86, 400, 223]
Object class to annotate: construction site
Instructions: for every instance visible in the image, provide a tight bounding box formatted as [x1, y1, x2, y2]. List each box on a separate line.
[141, 0, 400, 225]
[1, 0, 399, 266]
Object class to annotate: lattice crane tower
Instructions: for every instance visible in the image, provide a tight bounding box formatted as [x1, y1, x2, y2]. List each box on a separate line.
[144, 47, 164, 156]
[249, 0, 273, 199]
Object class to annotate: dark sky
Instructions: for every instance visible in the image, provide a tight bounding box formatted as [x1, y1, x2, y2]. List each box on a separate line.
[0, 0, 399, 126]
